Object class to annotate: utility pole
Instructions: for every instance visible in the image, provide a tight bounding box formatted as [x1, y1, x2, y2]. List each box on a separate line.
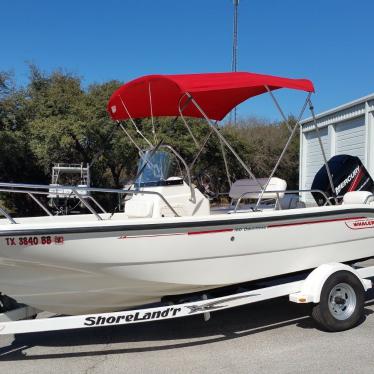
[231, 0, 239, 125]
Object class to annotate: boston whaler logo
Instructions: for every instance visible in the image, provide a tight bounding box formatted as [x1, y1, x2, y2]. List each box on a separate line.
[345, 218, 374, 230]
[335, 166, 360, 195]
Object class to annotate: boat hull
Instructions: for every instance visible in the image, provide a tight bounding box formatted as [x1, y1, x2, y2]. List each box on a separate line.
[1, 205, 374, 314]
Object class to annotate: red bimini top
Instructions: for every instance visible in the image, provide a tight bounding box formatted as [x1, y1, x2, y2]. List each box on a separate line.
[107, 72, 314, 121]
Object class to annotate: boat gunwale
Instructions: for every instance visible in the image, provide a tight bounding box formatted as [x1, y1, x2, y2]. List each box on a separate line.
[0, 206, 372, 237]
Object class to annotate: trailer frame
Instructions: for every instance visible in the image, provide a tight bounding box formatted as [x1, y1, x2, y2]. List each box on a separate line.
[0, 262, 373, 335]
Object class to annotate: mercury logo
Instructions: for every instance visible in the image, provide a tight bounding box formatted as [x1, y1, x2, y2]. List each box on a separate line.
[335, 166, 360, 195]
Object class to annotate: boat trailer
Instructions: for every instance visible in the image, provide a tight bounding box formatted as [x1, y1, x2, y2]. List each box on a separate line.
[0, 262, 373, 335]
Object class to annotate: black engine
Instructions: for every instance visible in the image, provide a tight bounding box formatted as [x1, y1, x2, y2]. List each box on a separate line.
[311, 154, 374, 206]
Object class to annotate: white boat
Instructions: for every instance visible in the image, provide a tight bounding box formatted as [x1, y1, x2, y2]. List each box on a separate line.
[1, 72, 374, 316]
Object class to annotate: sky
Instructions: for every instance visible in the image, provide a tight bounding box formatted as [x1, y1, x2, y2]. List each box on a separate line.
[1, 0, 374, 121]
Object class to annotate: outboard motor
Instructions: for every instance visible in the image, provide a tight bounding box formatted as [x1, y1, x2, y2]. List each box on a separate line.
[311, 154, 374, 206]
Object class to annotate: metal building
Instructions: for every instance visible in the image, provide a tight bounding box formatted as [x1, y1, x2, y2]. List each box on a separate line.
[299, 93, 374, 203]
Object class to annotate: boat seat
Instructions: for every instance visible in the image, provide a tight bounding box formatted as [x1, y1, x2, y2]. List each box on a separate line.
[125, 200, 154, 218]
[229, 177, 287, 200]
[343, 191, 373, 205]
[124, 180, 210, 218]
[279, 195, 306, 209]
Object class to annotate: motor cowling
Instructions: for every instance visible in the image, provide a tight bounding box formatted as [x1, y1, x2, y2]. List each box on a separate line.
[311, 154, 374, 206]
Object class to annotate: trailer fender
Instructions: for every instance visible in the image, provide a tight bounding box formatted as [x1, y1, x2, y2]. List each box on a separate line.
[289, 262, 372, 304]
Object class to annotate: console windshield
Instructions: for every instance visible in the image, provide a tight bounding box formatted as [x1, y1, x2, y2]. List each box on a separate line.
[135, 150, 181, 187]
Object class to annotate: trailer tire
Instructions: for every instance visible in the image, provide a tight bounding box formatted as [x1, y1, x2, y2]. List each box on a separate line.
[312, 270, 365, 332]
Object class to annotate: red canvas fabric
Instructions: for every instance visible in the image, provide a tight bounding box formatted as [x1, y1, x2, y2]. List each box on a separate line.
[107, 72, 314, 121]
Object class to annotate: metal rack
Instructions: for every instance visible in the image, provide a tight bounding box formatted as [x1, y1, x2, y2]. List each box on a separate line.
[47, 163, 92, 214]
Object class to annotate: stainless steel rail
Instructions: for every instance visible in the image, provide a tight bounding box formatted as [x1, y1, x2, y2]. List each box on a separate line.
[234, 189, 332, 212]
[71, 189, 102, 220]
[364, 194, 374, 204]
[0, 183, 336, 225]
[85, 195, 107, 214]
[27, 192, 53, 216]
[159, 144, 196, 203]
[0, 206, 16, 224]
[0, 182, 180, 223]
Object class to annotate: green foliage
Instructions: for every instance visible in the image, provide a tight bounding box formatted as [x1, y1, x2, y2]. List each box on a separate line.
[0, 66, 301, 215]
[224, 117, 300, 189]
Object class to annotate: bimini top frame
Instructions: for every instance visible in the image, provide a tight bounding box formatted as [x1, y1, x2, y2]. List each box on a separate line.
[107, 71, 336, 207]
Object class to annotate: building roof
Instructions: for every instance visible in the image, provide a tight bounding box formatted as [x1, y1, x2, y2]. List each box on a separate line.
[300, 92, 374, 126]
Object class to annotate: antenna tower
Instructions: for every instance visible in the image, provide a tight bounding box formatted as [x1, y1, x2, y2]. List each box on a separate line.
[231, 0, 239, 125]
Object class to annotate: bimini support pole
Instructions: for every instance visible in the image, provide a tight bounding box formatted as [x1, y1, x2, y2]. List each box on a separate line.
[188, 119, 232, 188]
[265, 86, 293, 132]
[254, 92, 311, 210]
[218, 124, 232, 187]
[116, 121, 143, 154]
[148, 82, 157, 144]
[308, 99, 337, 203]
[118, 95, 153, 147]
[178, 94, 200, 148]
[186, 93, 262, 187]
[189, 127, 214, 169]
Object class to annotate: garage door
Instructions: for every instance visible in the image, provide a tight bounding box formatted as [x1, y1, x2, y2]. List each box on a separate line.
[335, 117, 365, 162]
[303, 126, 330, 191]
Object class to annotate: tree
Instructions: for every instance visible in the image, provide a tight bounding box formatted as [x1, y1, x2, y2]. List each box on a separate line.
[224, 116, 300, 189]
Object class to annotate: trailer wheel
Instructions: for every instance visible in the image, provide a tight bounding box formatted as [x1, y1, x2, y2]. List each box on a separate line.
[312, 271, 365, 332]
